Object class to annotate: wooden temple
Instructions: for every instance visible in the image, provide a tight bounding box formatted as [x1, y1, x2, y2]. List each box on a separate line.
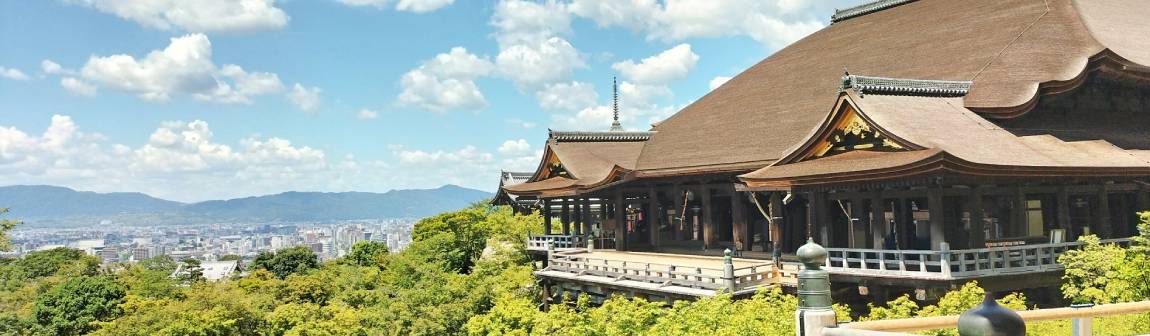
[493, 0, 1150, 303]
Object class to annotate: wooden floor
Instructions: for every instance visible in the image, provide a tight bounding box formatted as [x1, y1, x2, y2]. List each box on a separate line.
[580, 250, 773, 270]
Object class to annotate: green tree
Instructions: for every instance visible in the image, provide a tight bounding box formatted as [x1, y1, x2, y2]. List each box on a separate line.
[1059, 235, 1135, 304]
[0, 208, 20, 252]
[252, 246, 320, 279]
[33, 275, 126, 335]
[12, 247, 96, 279]
[176, 257, 205, 284]
[138, 255, 178, 274]
[411, 206, 489, 273]
[344, 240, 389, 267]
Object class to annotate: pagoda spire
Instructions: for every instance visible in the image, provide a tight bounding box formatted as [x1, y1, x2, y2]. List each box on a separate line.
[609, 76, 624, 131]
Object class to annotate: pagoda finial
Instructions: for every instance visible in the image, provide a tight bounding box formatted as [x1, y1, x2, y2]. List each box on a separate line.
[609, 76, 624, 131]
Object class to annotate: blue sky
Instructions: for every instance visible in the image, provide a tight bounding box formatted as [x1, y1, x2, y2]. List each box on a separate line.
[0, 0, 863, 202]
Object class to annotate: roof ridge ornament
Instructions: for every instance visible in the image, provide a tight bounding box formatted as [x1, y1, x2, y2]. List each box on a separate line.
[840, 70, 971, 97]
[831, 0, 918, 24]
[549, 130, 653, 142]
[609, 76, 624, 132]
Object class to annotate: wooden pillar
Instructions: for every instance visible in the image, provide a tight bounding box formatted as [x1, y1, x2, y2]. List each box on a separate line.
[1057, 187, 1072, 239]
[561, 198, 571, 235]
[810, 192, 829, 245]
[870, 192, 886, 249]
[1137, 190, 1150, 212]
[970, 188, 986, 248]
[1097, 187, 1111, 238]
[543, 199, 553, 235]
[928, 188, 946, 250]
[672, 184, 683, 241]
[852, 196, 868, 248]
[1115, 194, 1130, 237]
[614, 190, 627, 251]
[599, 198, 610, 234]
[732, 189, 748, 251]
[1014, 187, 1027, 238]
[702, 187, 715, 249]
[769, 192, 784, 254]
[572, 199, 582, 236]
[582, 198, 593, 237]
[648, 187, 659, 248]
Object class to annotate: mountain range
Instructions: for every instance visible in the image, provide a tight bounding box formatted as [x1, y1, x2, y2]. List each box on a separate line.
[0, 185, 492, 226]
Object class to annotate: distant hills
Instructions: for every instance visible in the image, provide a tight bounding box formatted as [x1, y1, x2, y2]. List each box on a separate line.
[0, 185, 492, 226]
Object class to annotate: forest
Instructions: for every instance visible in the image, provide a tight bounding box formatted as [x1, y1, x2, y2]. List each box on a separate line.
[0, 206, 1149, 335]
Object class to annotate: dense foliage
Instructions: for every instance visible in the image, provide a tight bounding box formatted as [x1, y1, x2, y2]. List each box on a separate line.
[0, 208, 18, 251]
[1, 206, 1149, 335]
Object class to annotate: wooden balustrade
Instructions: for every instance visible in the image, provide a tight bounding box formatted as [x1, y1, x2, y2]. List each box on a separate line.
[824, 238, 1132, 280]
[545, 252, 778, 292]
[527, 234, 586, 250]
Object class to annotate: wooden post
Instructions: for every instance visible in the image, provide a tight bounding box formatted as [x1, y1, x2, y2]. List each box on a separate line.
[570, 196, 579, 235]
[703, 187, 715, 249]
[648, 187, 659, 248]
[732, 189, 748, 251]
[970, 188, 986, 248]
[810, 192, 829, 245]
[582, 198, 593, 238]
[1057, 187, 1072, 239]
[1098, 187, 1112, 238]
[769, 192, 784, 256]
[928, 188, 946, 250]
[1137, 190, 1150, 212]
[543, 199, 553, 235]
[1015, 187, 1027, 238]
[871, 191, 886, 249]
[562, 198, 571, 235]
[672, 184, 683, 241]
[615, 190, 627, 251]
[852, 196, 868, 248]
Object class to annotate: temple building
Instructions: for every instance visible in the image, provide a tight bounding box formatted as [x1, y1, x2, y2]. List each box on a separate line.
[494, 0, 1150, 303]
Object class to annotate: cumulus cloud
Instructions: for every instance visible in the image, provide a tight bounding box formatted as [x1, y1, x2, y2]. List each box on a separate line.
[397, 47, 493, 112]
[68, 0, 289, 33]
[74, 34, 290, 104]
[356, 109, 380, 120]
[0, 67, 30, 81]
[497, 139, 532, 156]
[506, 119, 537, 129]
[334, 0, 456, 13]
[60, 78, 98, 97]
[491, 0, 584, 88]
[287, 83, 323, 112]
[709, 76, 732, 91]
[41, 60, 76, 76]
[611, 43, 698, 85]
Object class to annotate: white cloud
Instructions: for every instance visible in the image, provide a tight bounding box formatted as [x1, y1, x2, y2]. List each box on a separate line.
[396, 145, 493, 165]
[69, 0, 289, 33]
[41, 60, 76, 76]
[497, 139, 532, 156]
[536, 81, 597, 111]
[356, 109, 379, 120]
[334, 0, 456, 13]
[60, 78, 98, 97]
[395, 0, 455, 13]
[0, 67, 29, 81]
[76, 34, 286, 104]
[709, 76, 732, 91]
[496, 37, 585, 88]
[287, 83, 322, 112]
[491, 0, 584, 88]
[567, 0, 826, 48]
[397, 47, 493, 112]
[611, 43, 698, 85]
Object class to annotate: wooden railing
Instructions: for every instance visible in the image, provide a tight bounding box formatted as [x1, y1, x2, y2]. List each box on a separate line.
[836, 300, 1150, 335]
[527, 234, 586, 251]
[545, 252, 781, 293]
[824, 238, 1132, 280]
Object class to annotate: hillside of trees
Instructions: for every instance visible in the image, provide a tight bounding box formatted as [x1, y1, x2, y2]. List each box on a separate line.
[1, 206, 1149, 335]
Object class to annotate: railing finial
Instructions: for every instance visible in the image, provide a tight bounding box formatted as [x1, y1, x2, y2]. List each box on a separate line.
[957, 292, 1025, 336]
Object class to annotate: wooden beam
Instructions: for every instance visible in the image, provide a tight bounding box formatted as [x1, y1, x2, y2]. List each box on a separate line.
[1057, 187, 1072, 240]
[672, 184, 683, 241]
[703, 187, 715, 248]
[1097, 188, 1112, 238]
[582, 198, 593, 237]
[810, 191, 829, 245]
[573, 199, 582, 236]
[852, 196, 868, 248]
